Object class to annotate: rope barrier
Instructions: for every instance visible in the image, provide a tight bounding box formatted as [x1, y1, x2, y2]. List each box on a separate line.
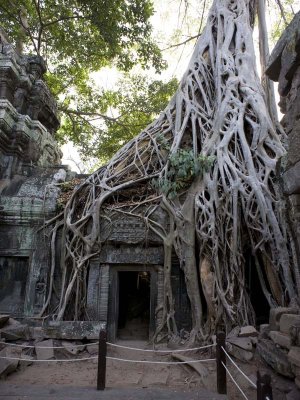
[0, 355, 97, 362]
[222, 346, 257, 389]
[1, 342, 98, 349]
[106, 356, 216, 364]
[0, 354, 215, 365]
[221, 361, 249, 400]
[107, 342, 215, 352]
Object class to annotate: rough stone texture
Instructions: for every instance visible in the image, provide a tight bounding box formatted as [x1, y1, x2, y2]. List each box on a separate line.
[257, 339, 294, 378]
[238, 326, 258, 337]
[0, 324, 30, 340]
[269, 331, 291, 349]
[266, 11, 300, 267]
[269, 308, 297, 331]
[41, 321, 106, 340]
[286, 387, 300, 400]
[0, 348, 18, 377]
[288, 347, 300, 368]
[35, 339, 54, 360]
[226, 343, 253, 362]
[227, 336, 253, 351]
[280, 314, 300, 335]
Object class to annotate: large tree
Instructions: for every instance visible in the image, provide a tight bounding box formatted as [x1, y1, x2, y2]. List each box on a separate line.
[40, 0, 300, 343]
[0, 0, 179, 162]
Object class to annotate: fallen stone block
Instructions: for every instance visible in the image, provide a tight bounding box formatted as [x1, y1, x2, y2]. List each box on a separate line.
[227, 343, 253, 362]
[239, 326, 258, 337]
[0, 324, 30, 341]
[0, 315, 9, 329]
[35, 339, 54, 360]
[0, 348, 19, 377]
[259, 324, 270, 339]
[288, 347, 300, 368]
[269, 331, 291, 349]
[62, 340, 85, 355]
[269, 308, 297, 331]
[280, 314, 300, 335]
[227, 326, 240, 339]
[257, 339, 294, 378]
[286, 387, 300, 400]
[42, 321, 105, 340]
[227, 336, 253, 351]
[290, 321, 300, 346]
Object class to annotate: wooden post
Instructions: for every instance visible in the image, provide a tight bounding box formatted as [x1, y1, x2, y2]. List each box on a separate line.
[216, 331, 227, 394]
[257, 371, 273, 400]
[97, 329, 107, 390]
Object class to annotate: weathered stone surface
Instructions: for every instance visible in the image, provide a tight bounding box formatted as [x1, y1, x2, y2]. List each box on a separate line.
[269, 331, 292, 349]
[288, 347, 300, 368]
[227, 326, 240, 338]
[35, 339, 54, 360]
[0, 324, 30, 340]
[290, 322, 300, 346]
[286, 387, 300, 400]
[295, 377, 300, 390]
[280, 314, 300, 335]
[283, 161, 300, 195]
[227, 343, 253, 362]
[257, 339, 294, 378]
[227, 337, 253, 351]
[0, 315, 9, 328]
[62, 340, 85, 355]
[269, 308, 297, 331]
[238, 326, 258, 337]
[0, 348, 19, 377]
[42, 321, 106, 340]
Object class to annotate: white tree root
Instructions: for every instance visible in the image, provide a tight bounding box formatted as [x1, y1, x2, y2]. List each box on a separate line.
[43, 0, 299, 342]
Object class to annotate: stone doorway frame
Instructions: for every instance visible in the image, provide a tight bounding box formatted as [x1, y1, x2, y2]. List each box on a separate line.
[107, 265, 159, 342]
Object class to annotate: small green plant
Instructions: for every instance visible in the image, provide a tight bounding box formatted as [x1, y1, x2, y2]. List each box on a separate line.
[153, 144, 215, 199]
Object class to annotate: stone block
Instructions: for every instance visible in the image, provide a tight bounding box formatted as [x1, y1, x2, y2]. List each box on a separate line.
[35, 339, 54, 360]
[62, 340, 85, 355]
[227, 343, 253, 362]
[0, 315, 9, 328]
[0, 324, 30, 340]
[296, 377, 300, 389]
[257, 339, 294, 378]
[269, 308, 297, 331]
[0, 348, 19, 377]
[269, 331, 292, 349]
[280, 314, 300, 334]
[290, 322, 300, 346]
[288, 347, 300, 368]
[42, 321, 106, 340]
[227, 337, 253, 351]
[286, 387, 300, 400]
[283, 161, 300, 195]
[238, 326, 258, 337]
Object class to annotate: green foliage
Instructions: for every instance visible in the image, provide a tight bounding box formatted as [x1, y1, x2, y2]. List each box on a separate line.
[0, 0, 169, 161]
[58, 74, 178, 163]
[153, 140, 215, 199]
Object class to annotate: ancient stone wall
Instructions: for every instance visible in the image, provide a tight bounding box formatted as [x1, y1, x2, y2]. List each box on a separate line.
[266, 11, 300, 267]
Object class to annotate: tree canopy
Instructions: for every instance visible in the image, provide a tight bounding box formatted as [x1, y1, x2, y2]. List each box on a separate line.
[0, 0, 178, 163]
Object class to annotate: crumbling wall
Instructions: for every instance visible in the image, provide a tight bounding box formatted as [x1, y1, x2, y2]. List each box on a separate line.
[266, 11, 300, 267]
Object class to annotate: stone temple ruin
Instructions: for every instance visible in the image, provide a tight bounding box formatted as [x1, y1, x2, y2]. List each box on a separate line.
[0, 8, 300, 373]
[0, 30, 192, 342]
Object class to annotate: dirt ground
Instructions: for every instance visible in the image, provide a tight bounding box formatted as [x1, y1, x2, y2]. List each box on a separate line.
[1, 339, 299, 399]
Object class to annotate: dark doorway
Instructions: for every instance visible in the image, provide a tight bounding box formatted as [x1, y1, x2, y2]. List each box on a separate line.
[117, 271, 150, 340]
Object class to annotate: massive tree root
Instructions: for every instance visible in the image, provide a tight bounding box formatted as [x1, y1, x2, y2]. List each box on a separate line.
[43, 0, 299, 341]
